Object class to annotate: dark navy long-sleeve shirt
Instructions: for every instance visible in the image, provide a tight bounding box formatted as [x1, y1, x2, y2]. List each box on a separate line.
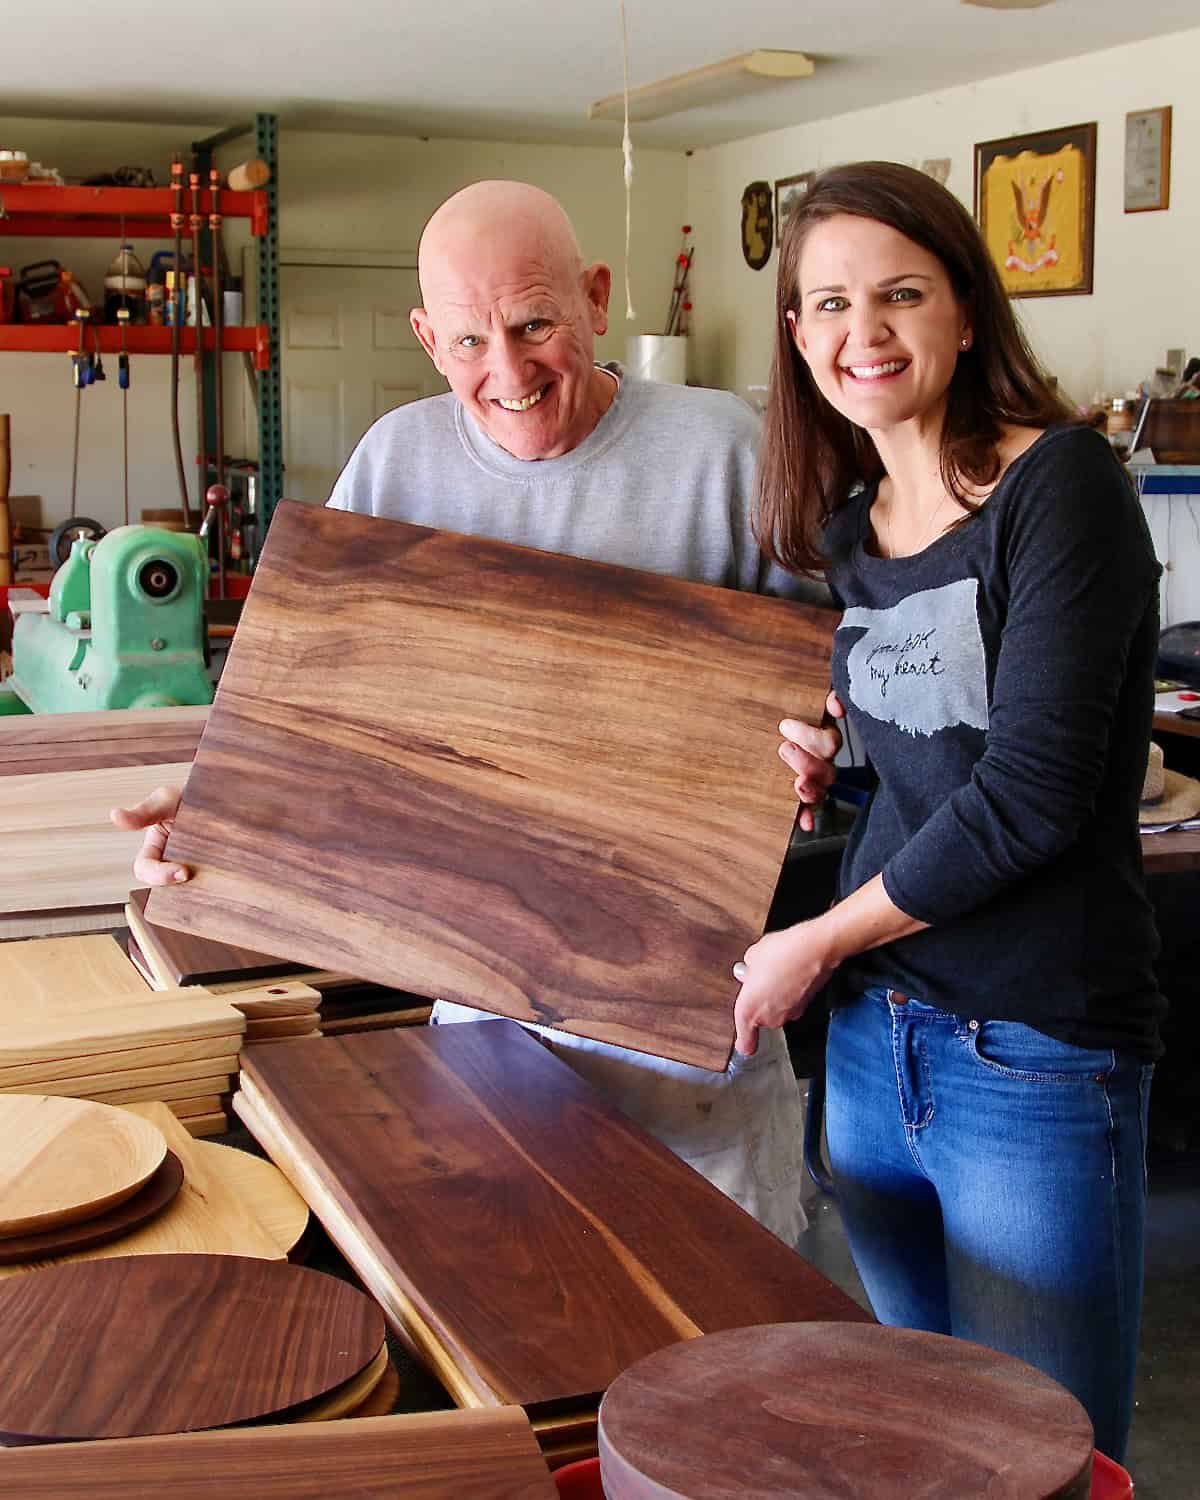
[825, 424, 1164, 1058]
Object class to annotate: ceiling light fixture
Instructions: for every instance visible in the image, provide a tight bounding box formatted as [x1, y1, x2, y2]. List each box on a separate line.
[960, 1, 1057, 9]
[589, 49, 815, 124]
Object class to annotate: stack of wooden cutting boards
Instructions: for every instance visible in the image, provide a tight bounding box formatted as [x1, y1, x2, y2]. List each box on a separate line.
[0, 1098, 309, 1278]
[0, 705, 206, 938]
[126, 887, 432, 1038]
[0, 934, 244, 1135]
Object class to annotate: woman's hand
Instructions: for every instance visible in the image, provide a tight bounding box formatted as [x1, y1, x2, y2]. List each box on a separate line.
[732, 921, 839, 1057]
[109, 785, 189, 885]
[780, 691, 845, 831]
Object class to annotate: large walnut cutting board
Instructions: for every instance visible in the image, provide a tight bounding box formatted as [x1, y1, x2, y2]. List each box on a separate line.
[236, 1024, 869, 1413]
[147, 505, 833, 1070]
[0, 1253, 385, 1442]
[0, 1095, 166, 1237]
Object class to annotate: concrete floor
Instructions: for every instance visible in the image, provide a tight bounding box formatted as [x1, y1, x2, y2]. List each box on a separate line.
[797, 1137, 1200, 1500]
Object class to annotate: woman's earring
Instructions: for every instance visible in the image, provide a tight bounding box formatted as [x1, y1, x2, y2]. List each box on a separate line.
[960, 337, 970, 349]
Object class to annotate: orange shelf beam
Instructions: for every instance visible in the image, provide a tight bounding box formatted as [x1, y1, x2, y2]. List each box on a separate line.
[0, 324, 271, 371]
[0, 184, 269, 237]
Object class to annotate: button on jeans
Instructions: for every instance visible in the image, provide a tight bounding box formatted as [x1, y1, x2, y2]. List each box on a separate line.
[825, 986, 1152, 1462]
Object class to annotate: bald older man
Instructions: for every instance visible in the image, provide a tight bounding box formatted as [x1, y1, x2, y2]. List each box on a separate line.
[117, 181, 838, 1249]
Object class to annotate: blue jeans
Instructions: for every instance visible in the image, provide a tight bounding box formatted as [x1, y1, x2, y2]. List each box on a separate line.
[825, 986, 1152, 1463]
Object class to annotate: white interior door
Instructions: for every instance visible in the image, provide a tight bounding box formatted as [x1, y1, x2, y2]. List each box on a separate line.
[279, 261, 446, 504]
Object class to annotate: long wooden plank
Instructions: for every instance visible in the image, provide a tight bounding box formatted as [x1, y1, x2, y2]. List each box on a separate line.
[0, 1409, 558, 1497]
[0, 1033, 240, 1090]
[0, 935, 148, 1011]
[147, 507, 833, 1070]
[0, 705, 208, 753]
[93, 1076, 233, 1106]
[237, 1024, 870, 1413]
[0, 743, 201, 778]
[0, 761, 194, 912]
[8, 1056, 238, 1101]
[0, 994, 243, 1069]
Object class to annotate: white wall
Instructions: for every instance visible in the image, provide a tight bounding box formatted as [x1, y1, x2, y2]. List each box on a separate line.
[0, 118, 686, 533]
[685, 26, 1200, 409]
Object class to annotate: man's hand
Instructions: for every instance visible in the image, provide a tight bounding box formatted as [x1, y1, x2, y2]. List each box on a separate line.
[109, 785, 189, 885]
[732, 922, 837, 1058]
[780, 690, 845, 832]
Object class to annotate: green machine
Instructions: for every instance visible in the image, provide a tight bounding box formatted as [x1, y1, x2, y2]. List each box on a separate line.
[1, 525, 215, 716]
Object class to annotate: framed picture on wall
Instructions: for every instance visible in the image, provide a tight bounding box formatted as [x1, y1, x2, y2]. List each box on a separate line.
[974, 122, 1097, 298]
[1125, 107, 1171, 213]
[774, 172, 816, 248]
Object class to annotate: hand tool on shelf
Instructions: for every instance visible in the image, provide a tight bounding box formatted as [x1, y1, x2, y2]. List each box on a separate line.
[117, 307, 131, 526]
[188, 165, 208, 529]
[208, 168, 226, 599]
[168, 157, 192, 526]
[0, 413, 11, 587]
[69, 309, 94, 517]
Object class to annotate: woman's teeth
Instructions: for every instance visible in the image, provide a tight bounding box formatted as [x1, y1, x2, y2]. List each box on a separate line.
[844, 360, 909, 380]
[497, 387, 547, 411]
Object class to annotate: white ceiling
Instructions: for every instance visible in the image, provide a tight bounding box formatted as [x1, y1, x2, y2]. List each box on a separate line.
[4, 0, 1197, 150]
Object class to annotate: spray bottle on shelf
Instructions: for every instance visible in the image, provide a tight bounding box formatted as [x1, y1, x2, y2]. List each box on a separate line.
[103, 244, 147, 325]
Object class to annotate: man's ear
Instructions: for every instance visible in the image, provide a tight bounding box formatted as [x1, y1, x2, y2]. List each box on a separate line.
[582, 263, 612, 337]
[410, 308, 443, 371]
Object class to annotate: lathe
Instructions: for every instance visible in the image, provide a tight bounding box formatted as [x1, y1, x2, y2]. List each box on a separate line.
[1, 524, 214, 715]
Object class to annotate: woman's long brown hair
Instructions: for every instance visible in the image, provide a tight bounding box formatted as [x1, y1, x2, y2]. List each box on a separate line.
[756, 161, 1074, 574]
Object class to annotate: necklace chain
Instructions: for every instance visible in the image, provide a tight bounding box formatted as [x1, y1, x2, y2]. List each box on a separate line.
[884, 489, 952, 559]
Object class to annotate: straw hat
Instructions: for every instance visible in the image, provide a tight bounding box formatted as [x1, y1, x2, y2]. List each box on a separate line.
[1140, 740, 1200, 825]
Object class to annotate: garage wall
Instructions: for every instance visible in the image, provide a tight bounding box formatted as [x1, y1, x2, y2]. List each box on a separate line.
[0, 117, 686, 533]
[684, 25, 1199, 411]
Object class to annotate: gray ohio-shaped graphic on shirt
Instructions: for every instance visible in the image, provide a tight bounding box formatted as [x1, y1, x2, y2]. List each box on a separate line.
[840, 578, 989, 737]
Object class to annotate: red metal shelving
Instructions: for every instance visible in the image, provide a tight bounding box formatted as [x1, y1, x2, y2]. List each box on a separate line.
[0, 183, 269, 237]
[0, 182, 271, 367]
[0, 323, 270, 370]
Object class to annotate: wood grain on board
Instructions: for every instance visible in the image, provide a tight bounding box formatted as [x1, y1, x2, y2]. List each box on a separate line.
[147, 505, 835, 1071]
[0, 761, 194, 913]
[0, 706, 208, 754]
[0, 1034, 238, 1091]
[190, 1140, 308, 1255]
[237, 1023, 869, 1413]
[0, 1102, 283, 1279]
[127, 887, 300, 987]
[0, 935, 147, 1010]
[0, 1409, 558, 1498]
[0, 1151, 182, 1266]
[0, 1094, 166, 1236]
[0, 1253, 386, 1442]
[0, 993, 242, 1071]
[597, 1323, 1095, 1500]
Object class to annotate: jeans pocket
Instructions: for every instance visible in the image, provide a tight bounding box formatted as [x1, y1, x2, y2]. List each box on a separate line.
[967, 1020, 1114, 1084]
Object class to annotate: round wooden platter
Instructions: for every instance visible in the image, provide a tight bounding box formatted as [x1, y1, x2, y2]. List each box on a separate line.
[191, 1140, 309, 1254]
[0, 1095, 167, 1238]
[292, 1343, 389, 1422]
[0, 1253, 387, 1443]
[0, 1150, 183, 1265]
[597, 1323, 1096, 1500]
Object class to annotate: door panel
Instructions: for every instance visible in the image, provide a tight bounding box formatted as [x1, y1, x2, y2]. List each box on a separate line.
[280, 265, 445, 504]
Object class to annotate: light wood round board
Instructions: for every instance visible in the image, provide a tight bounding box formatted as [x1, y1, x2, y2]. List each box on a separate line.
[0, 1095, 166, 1238]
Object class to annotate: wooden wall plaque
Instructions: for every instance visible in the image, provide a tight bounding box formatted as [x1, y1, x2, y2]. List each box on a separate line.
[148, 505, 834, 1071]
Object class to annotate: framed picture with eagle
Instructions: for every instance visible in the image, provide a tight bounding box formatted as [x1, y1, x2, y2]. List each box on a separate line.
[974, 122, 1097, 298]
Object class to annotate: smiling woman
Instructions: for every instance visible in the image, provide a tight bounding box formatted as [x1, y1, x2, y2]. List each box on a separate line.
[743, 160, 1163, 1464]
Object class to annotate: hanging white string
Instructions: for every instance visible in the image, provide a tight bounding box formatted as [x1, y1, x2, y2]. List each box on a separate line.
[619, 0, 636, 320]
